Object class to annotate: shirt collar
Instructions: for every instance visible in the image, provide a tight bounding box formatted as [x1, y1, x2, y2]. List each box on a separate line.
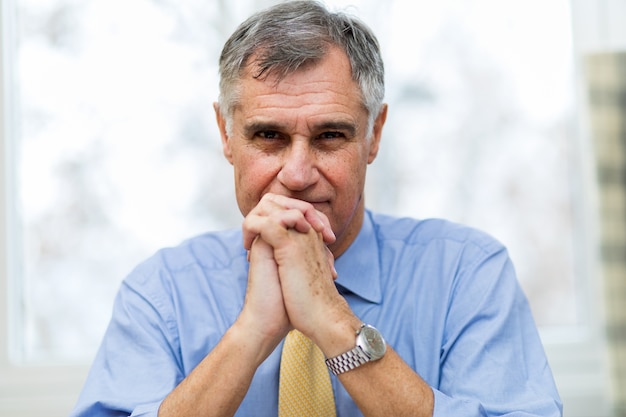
[334, 210, 382, 304]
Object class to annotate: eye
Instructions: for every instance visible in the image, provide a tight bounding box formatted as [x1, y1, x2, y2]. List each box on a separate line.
[256, 130, 282, 140]
[318, 131, 345, 140]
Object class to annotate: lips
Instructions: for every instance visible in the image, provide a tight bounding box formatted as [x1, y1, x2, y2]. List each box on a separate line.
[283, 193, 331, 207]
[307, 200, 331, 209]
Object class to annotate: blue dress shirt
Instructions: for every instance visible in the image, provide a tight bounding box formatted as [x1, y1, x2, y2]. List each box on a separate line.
[71, 210, 562, 416]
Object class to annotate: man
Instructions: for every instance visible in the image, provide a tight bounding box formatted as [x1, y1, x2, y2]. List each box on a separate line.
[71, 1, 562, 416]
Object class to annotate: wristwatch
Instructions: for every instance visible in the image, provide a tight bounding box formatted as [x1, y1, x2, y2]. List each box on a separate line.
[325, 323, 387, 376]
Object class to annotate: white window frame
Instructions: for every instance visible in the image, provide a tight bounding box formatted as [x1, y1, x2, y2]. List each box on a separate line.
[0, 0, 88, 414]
[553, 1, 626, 415]
[0, 0, 617, 415]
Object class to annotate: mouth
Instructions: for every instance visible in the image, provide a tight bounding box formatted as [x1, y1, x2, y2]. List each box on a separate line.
[283, 193, 330, 207]
[308, 200, 331, 211]
[263, 191, 331, 212]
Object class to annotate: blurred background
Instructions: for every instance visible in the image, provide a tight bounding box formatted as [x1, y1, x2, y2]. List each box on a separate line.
[0, 0, 624, 415]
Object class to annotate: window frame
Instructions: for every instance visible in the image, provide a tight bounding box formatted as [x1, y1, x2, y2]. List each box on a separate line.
[0, 0, 87, 414]
[538, 29, 613, 409]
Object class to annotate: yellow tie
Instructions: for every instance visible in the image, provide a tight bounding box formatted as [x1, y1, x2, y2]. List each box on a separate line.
[278, 330, 337, 417]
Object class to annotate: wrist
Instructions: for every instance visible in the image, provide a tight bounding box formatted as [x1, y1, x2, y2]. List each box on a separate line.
[312, 313, 363, 358]
[325, 323, 387, 376]
[231, 313, 288, 366]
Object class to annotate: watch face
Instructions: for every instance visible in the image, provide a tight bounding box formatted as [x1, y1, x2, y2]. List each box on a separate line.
[360, 325, 387, 359]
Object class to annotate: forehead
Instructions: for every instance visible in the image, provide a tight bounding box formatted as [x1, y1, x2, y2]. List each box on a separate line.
[233, 47, 367, 127]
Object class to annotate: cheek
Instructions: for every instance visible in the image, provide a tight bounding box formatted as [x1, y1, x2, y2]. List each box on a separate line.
[233, 155, 277, 208]
[327, 158, 366, 200]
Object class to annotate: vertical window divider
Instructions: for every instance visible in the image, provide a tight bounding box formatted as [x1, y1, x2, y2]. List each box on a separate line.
[0, 0, 89, 415]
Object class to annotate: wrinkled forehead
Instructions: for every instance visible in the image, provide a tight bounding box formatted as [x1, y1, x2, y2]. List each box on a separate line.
[244, 48, 365, 104]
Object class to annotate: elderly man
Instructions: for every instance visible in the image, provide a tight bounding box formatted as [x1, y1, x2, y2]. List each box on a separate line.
[71, 1, 562, 416]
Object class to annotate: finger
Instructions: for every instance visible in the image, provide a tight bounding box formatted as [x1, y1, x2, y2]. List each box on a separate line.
[242, 208, 313, 250]
[242, 195, 286, 249]
[312, 211, 336, 245]
[282, 209, 315, 235]
[264, 194, 336, 244]
[326, 246, 338, 280]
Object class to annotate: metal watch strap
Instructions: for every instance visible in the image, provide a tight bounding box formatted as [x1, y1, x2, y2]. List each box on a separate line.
[325, 346, 371, 376]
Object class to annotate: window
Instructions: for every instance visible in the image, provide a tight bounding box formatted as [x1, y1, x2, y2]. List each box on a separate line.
[0, 0, 614, 414]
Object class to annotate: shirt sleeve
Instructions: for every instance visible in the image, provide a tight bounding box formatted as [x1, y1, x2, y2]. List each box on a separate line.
[69, 267, 183, 417]
[431, 242, 563, 417]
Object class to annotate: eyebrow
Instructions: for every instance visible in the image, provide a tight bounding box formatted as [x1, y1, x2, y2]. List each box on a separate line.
[243, 120, 358, 137]
[242, 121, 286, 137]
[313, 121, 358, 137]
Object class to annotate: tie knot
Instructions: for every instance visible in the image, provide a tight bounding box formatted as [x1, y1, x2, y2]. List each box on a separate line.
[284, 330, 316, 355]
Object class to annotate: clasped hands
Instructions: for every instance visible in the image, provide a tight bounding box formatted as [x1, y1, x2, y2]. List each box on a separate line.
[238, 193, 351, 355]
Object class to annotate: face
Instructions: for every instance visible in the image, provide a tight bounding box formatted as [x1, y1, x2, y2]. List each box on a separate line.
[215, 46, 387, 257]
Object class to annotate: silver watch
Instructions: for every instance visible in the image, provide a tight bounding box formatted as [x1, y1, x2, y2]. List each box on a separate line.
[325, 324, 387, 376]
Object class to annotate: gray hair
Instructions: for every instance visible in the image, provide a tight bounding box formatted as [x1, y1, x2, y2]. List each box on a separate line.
[217, 0, 385, 135]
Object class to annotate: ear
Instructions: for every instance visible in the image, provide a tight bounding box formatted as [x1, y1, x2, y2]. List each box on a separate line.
[367, 103, 388, 164]
[214, 102, 233, 165]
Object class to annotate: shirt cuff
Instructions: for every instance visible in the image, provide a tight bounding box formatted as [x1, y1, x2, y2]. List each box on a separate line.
[432, 388, 485, 417]
[129, 400, 163, 417]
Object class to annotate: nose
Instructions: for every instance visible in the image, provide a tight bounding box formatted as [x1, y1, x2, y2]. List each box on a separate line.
[276, 141, 320, 191]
